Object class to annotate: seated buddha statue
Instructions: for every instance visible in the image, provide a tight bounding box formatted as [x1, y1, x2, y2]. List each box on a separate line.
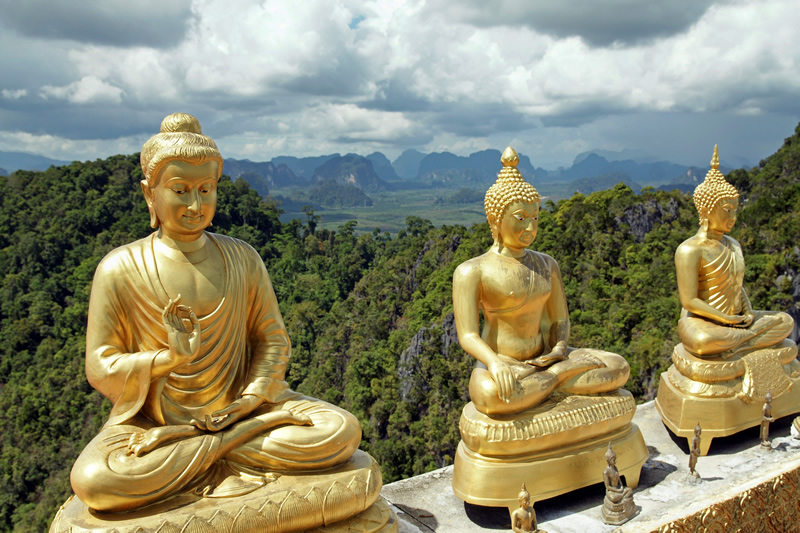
[51, 114, 395, 533]
[451, 147, 647, 512]
[601, 443, 637, 525]
[655, 145, 800, 456]
[675, 145, 794, 358]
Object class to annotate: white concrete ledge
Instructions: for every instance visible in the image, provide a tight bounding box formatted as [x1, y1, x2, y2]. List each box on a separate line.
[381, 399, 800, 532]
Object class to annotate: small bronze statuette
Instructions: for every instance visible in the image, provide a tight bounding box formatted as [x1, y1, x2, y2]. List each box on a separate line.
[601, 443, 638, 525]
[511, 483, 544, 533]
[761, 391, 774, 449]
[689, 423, 702, 478]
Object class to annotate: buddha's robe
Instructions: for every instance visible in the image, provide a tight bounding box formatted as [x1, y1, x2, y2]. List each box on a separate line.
[71, 233, 360, 511]
[678, 237, 793, 356]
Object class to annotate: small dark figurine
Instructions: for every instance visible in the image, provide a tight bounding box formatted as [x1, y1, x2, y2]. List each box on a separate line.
[601, 443, 638, 525]
[689, 423, 702, 477]
[761, 391, 774, 449]
[511, 483, 542, 533]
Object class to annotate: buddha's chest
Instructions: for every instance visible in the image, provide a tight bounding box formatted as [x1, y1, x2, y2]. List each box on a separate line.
[155, 250, 225, 317]
[480, 257, 551, 314]
[698, 240, 744, 287]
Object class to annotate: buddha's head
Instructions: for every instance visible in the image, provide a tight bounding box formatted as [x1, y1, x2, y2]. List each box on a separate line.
[485, 147, 541, 249]
[694, 423, 702, 437]
[517, 482, 530, 507]
[693, 145, 739, 232]
[605, 442, 617, 466]
[140, 113, 223, 239]
[765, 391, 773, 404]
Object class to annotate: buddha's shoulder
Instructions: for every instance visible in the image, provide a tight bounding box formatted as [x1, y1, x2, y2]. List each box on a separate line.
[525, 249, 559, 269]
[96, 235, 153, 274]
[722, 234, 743, 250]
[453, 255, 486, 281]
[676, 235, 706, 255]
[207, 232, 261, 260]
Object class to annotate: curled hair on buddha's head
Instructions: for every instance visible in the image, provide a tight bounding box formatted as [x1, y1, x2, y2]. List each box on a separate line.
[692, 145, 738, 226]
[484, 146, 540, 241]
[140, 113, 223, 187]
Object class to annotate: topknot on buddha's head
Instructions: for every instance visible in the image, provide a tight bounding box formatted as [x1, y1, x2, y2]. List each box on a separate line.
[140, 113, 222, 186]
[484, 147, 540, 235]
[692, 145, 738, 224]
[605, 442, 617, 463]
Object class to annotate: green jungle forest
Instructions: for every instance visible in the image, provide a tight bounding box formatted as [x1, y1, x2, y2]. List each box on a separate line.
[1, 124, 799, 531]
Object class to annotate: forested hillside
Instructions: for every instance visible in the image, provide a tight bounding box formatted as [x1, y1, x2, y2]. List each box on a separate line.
[1, 124, 799, 531]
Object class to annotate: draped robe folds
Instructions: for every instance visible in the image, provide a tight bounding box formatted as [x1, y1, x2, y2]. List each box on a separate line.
[678, 237, 794, 356]
[71, 233, 360, 512]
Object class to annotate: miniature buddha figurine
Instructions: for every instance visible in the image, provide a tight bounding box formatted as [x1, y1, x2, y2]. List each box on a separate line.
[761, 391, 774, 449]
[655, 145, 800, 456]
[689, 424, 701, 477]
[510, 483, 542, 533]
[50, 114, 395, 533]
[601, 443, 637, 526]
[451, 147, 647, 512]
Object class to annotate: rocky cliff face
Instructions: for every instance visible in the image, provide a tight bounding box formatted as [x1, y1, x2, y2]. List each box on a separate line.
[312, 154, 388, 192]
[223, 158, 299, 189]
[615, 198, 680, 242]
[398, 312, 459, 402]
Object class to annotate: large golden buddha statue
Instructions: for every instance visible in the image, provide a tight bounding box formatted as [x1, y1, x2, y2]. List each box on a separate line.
[655, 145, 800, 456]
[451, 147, 647, 512]
[50, 114, 396, 532]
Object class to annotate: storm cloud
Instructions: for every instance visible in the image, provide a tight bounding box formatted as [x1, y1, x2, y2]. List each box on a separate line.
[446, 0, 727, 47]
[0, 0, 193, 47]
[0, 0, 798, 169]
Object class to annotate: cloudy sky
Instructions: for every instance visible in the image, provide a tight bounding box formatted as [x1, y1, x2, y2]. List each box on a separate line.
[0, 0, 798, 169]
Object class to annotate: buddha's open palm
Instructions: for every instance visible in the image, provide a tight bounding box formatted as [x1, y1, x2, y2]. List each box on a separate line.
[162, 295, 200, 369]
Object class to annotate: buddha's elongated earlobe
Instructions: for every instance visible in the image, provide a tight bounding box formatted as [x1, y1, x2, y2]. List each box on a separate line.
[149, 210, 159, 229]
[140, 180, 159, 229]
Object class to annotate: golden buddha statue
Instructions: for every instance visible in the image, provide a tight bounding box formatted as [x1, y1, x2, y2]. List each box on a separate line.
[50, 113, 396, 533]
[451, 147, 647, 513]
[655, 145, 800, 456]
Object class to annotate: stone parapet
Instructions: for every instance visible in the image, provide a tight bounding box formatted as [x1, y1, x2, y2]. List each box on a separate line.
[382, 400, 800, 532]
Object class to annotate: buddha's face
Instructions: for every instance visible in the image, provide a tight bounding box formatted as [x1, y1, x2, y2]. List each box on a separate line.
[143, 160, 219, 242]
[497, 201, 539, 250]
[706, 196, 738, 234]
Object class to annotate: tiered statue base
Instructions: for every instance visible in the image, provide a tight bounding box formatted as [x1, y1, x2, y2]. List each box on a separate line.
[601, 493, 638, 526]
[49, 450, 397, 533]
[655, 340, 800, 455]
[452, 390, 648, 512]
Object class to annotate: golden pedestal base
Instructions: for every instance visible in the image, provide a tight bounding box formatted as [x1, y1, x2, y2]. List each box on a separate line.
[655, 363, 800, 456]
[452, 422, 647, 512]
[50, 450, 397, 533]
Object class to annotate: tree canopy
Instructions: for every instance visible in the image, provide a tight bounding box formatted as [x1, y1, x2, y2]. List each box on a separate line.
[1, 123, 800, 531]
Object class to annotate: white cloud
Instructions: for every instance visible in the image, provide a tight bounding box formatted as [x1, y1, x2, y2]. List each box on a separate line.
[1, 89, 27, 100]
[0, 130, 143, 160]
[0, 0, 797, 169]
[39, 75, 124, 104]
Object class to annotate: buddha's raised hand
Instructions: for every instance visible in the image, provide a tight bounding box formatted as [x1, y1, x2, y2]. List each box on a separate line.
[161, 294, 201, 370]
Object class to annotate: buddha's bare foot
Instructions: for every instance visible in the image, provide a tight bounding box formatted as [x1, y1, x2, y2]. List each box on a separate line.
[549, 354, 605, 384]
[527, 353, 567, 368]
[257, 409, 313, 428]
[126, 425, 198, 456]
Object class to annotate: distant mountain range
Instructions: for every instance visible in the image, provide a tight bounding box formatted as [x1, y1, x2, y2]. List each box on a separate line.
[0, 151, 71, 173]
[0, 148, 744, 198]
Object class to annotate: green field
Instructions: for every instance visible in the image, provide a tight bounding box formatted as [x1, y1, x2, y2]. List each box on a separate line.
[276, 188, 488, 234]
[273, 183, 574, 234]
